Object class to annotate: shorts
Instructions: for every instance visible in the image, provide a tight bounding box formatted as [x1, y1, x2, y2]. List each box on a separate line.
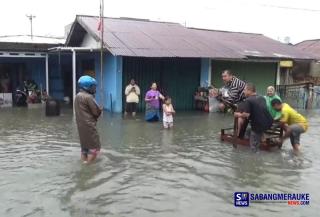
[81, 147, 100, 156]
[289, 124, 305, 145]
[163, 121, 173, 128]
[249, 130, 263, 152]
[126, 102, 137, 113]
[236, 101, 246, 112]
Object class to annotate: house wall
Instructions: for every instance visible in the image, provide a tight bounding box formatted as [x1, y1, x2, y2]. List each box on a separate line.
[0, 57, 46, 91]
[48, 55, 63, 99]
[0, 55, 75, 101]
[26, 58, 46, 88]
[291, 60, 320, 84]
[48, 54, 73, 100]
[97, 52, 123, 112]
[76, 52, 99, 99]
[310, 61, 320, 77]
[77, 33, 124, 111]
[70, 51, 122, 112]
[211, 60, 277, 95]
[80, 33, 99, 48]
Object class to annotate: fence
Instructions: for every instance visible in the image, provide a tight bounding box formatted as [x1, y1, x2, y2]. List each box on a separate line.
[276, 82, 317, 109]
[313, 86, 320, 109]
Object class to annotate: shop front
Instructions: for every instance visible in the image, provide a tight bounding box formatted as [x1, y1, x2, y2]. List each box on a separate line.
[211, 60, 278, 95]
[122, 57, 201, 112]
[0, 54, 48, 108]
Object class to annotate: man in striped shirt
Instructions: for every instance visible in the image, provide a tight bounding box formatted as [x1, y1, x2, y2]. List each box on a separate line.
[218, 70, 246, 112]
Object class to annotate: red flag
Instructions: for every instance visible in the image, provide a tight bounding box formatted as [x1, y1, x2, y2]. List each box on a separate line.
[97, 18, 102, 31]
[98, 0, 104, 31]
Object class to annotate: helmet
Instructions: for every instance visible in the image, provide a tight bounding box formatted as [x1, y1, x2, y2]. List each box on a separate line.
[78, 75, 97, 91]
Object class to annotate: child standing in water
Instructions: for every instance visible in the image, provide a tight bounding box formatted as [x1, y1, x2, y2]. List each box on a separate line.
[74, 75, 102, 164]
[163, 97, 175, 129]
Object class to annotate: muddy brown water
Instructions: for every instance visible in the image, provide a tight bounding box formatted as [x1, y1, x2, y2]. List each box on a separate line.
[0, 108, 319, 217]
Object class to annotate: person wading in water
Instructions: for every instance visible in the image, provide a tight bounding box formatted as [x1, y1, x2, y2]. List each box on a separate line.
[124, 79, 140, 117]
[145, 82, 165, 122]
[74, 75, 102, 164]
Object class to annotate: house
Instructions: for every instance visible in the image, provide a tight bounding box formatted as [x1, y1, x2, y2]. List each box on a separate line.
[295, 39, 320, 59]
[40, 16, 317, 112]
[0, 35, 65, 105]
[295, 39, 320, 84]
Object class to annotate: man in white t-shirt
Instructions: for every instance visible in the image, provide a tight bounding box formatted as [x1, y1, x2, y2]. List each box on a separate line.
[124, 79, 140, 117]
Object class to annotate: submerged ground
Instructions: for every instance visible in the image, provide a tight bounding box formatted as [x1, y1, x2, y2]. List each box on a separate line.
[0, 108, 319, 217]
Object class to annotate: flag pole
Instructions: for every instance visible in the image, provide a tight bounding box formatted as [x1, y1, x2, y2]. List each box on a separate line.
[99, 0, 104, 112]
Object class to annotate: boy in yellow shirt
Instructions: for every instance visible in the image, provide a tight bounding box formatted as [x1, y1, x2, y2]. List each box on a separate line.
[271, 99, 308, 152]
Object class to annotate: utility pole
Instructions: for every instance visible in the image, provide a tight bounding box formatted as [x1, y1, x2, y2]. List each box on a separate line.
[26, 14, 36, 39]
[99, 0, 104, 110]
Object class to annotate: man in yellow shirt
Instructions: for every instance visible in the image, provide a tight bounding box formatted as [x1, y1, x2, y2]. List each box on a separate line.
[271, 99, 308, 152]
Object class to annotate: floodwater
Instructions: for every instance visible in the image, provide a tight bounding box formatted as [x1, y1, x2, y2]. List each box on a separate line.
[0, 108, 319, 217]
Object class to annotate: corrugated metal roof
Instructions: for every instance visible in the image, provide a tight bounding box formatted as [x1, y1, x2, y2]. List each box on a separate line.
[0, 35, 64, 44]
[0, 35, 64, 52]
[189, 28, 316, 60]
[295, 39, 320, 59]
[70, 15, 314, 60]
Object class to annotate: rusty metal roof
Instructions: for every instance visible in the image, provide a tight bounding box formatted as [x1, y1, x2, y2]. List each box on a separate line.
[295, 39, 320, 59]
[67, 15, 314, 60]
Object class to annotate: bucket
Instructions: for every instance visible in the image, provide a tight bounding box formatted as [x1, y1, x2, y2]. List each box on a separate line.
[45, 99, 60, 116]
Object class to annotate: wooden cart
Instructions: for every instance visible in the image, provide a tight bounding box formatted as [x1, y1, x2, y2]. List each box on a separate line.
[220, 118, 284, 151]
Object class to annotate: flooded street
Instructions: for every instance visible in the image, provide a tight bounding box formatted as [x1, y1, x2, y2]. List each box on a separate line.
[0, 108, 319, 217]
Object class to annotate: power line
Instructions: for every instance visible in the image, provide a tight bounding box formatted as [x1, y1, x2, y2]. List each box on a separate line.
[203, 1, 320, 13]
[261, 4, 320, 12]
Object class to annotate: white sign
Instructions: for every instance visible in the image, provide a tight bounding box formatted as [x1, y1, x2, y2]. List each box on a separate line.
[208, 96, 219, 112]
[0, 93, 13, 108]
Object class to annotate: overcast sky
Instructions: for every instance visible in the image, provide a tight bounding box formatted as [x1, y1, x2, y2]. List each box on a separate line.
[0, 0, 319, 44]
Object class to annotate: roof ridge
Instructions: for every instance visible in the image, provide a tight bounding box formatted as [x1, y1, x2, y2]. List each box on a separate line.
[0, 34, 64, 39]
[77, 15, 263, 34]
[76, 14, 181, 25]
[187, 27, 262, 36]
[68, 15, 314, 60]
[295, 39, 320, 46]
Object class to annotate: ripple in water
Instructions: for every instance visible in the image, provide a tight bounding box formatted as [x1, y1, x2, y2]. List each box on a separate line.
[0, 108, 319, 217]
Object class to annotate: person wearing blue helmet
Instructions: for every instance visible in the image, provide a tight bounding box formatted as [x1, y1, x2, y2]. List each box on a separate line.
[74, 75, 102, 164]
